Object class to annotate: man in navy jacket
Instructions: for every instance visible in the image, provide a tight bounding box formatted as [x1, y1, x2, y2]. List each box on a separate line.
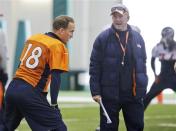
[89, 4, 148, 131]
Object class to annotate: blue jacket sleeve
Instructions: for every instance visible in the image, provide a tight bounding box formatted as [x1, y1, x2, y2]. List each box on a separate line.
[50, 70, 61, 104]
[136, 33, 147, 74]
[89, 36, 104, 96]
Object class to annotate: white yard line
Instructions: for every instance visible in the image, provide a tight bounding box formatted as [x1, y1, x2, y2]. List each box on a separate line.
[118, 115, 176, 121]
[145, 115, 176, 120]
[56, 96, 176, 103]
[58, 96, 94, 102]
[158, 123, 176, 127]
[60, 103, 98, 108]
[47, 96, 94, 103]
[151, 99, 176, 104]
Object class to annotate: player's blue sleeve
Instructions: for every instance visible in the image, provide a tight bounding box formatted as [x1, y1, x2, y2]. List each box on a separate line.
[50, 70, 61, 105]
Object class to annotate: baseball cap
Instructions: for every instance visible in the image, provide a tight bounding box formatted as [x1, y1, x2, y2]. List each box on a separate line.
[110, 4, 129, 15]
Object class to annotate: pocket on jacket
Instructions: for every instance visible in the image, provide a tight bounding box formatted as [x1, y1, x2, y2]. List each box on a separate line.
[135, 73, 148, 99]
[135, 87, 146, 100]
[136, 73, 148, 89]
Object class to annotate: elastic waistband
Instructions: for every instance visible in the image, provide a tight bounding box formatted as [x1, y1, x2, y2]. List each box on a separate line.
[13, 78, 34, 88]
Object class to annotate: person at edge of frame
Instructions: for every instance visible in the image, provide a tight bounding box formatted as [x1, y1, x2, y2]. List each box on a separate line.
[0, 13, 8, 131]
[143, 27, 176, 110]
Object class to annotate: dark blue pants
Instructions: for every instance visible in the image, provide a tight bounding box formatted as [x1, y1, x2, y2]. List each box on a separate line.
[3, 79, 67, 131]
[143, 75, 176, 110]
[100, 97, 144, 131]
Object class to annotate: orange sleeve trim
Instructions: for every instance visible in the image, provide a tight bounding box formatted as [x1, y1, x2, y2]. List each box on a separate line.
[132, 68, 136, 96]
[0, 82, 4, 109]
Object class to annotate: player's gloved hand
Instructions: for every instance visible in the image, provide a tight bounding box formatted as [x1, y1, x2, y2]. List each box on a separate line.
[51, 103, 62, 119]
[51, 103, 59, 110]
[41, 92, 48, 97]
[154, 75, 160, 84]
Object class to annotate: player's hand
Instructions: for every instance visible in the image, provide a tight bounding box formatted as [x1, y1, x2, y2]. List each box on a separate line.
[92, 95, 101, 103]
[51, 103, 59, 110]
[174, 62, 176, 72]
[154, 75, 160, 84]
[41, 92, 48, 98]
[51, 103, 62, 119]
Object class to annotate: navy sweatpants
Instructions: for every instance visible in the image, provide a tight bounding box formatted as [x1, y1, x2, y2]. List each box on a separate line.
[143, 75, 176, 110]
[100, 97, 144, 131]
[3, 78, 67, 131]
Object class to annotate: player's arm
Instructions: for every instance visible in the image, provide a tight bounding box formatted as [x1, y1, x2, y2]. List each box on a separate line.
[49, 43, 69, 108]
[50, 69, 62, 108]
[151, 56, 160, 83]
[151, 45, 159, 77]
[151, 57, 156, 77]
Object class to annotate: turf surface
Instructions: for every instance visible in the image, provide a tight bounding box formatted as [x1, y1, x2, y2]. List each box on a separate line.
[16, 104, 176, 131]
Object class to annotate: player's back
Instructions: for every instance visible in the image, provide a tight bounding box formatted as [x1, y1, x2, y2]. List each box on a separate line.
[15, 34, 67, 88]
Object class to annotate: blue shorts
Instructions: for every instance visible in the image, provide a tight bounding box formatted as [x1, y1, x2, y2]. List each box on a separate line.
[4, 78, 67, 131]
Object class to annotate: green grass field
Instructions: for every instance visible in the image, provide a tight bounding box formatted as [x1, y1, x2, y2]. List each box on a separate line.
[17, 104, 176, 131]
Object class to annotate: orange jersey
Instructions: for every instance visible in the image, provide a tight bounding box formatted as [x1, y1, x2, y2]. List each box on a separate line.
[15, 34, 69, 88]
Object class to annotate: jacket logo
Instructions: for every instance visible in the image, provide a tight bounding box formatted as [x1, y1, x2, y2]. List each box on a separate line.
[137, 44, 141, 48]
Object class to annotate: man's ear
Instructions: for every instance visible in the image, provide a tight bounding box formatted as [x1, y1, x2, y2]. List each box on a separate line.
[55, 28, 64, 35]
[54, 28, 63, 36]
[127, 15, 130, 20]
[124, 12, 130, 21]
[60, 28, 65, 34]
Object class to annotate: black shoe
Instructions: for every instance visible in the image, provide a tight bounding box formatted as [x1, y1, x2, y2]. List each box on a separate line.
[95, 126, 100, 131]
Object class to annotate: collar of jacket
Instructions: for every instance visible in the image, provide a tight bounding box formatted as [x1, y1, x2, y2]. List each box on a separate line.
[45, 32, 66, 44]
[111, 24, 132, 33]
